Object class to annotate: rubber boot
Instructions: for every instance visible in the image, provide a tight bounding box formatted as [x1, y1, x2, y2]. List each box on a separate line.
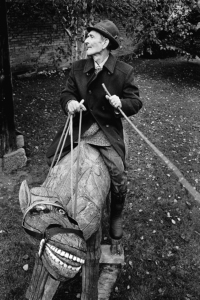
[109, 191, 126, 240]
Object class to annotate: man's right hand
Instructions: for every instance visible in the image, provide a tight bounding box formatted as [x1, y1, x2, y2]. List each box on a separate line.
[67, 100, 86, 115]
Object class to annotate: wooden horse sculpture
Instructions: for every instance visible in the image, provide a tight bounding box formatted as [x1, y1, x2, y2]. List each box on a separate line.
[19, 140, 112, 300]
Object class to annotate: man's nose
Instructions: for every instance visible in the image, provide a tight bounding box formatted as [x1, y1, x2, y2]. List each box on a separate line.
[85, 37, 89, 44]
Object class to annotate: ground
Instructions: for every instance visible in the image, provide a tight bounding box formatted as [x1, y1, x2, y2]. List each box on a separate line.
[1, 57, 200, 300]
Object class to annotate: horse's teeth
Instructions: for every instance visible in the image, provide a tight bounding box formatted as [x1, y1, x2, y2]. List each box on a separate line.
[46, 247, 50, 254]
[46, 247, 82, 272]
[51, 245, 57, 252]
[54, 256, 59, 263]
[49, 250, 53, 257]
[46, 245, 83, 268]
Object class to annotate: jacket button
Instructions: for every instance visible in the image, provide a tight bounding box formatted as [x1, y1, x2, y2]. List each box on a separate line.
[88, 90, 92, 94]
[108, 72, 111, 75]
[106, 124, 109, 128]
[86, 73, 90, 76]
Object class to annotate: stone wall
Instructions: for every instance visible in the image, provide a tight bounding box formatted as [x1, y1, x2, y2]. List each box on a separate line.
[8, 18, 71, 71]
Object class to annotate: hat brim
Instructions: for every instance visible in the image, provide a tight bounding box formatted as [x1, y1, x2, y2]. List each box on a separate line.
[87, 26, 119, 50]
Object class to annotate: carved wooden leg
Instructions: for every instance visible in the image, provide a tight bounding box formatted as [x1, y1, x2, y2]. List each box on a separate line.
[81, 227, 101, 300]
[25, 254, 59, 300]
[98, 265, 119, 300]
[42, 276, 60, 300]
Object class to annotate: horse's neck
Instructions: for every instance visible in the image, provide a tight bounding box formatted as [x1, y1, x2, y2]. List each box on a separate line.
[43, 142, 111, 240]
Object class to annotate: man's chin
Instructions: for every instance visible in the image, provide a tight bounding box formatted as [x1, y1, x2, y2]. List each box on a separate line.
[86, 50, 94, 56]
[86, 49, 101, 57]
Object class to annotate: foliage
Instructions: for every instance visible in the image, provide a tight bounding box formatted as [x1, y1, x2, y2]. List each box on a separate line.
[6, 0, 55, 24]
[7, 0, 103, 64]
[122, 0, 200, 58]
[6, 0, 200, 64]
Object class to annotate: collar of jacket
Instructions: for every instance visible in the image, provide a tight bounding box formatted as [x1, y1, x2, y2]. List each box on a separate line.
[83, 53, 117, 74]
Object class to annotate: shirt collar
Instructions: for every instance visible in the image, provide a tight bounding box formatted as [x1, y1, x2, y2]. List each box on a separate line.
[83, 53, 117, 74]
[94, 56, 109, 69]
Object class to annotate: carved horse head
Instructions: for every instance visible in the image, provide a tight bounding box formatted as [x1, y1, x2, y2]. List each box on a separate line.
[19, 181, 87, 281]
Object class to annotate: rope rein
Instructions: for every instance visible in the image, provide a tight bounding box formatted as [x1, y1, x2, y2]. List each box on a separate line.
[45, 115, 70, 183]
[74, 109, 83, 220]
[70, 114, 74, 215]
[44, 103, 84, 220]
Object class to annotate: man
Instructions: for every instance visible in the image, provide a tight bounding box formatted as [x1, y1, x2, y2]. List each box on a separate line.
[46, 20, 142, 251]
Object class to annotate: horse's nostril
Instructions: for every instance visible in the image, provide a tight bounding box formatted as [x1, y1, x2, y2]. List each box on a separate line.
[43, 208, 51, 213]
[30, 207, 51, 214]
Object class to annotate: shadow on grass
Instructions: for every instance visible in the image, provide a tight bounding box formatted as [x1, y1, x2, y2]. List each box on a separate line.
[129, 57, 200, 87]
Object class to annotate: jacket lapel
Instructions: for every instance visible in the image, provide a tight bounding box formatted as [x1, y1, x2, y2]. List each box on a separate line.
[83, 57, 96, 88]
[104, 54, 117, 74]
[84, 54, 117, 88]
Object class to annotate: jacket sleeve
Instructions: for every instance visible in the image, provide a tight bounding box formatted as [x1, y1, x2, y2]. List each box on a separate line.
[60, 63, 80, 114]
[120, 67, 142, 117]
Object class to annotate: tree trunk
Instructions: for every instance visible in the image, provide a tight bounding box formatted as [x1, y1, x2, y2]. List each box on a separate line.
[0, 0, 16, 158]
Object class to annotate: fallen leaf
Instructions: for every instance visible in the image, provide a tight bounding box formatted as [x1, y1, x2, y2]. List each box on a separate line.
[23, 264, 29, 271]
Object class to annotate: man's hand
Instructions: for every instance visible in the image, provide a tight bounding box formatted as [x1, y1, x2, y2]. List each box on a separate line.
[67, 100, 86, 115]
[105, 95, 122, 109]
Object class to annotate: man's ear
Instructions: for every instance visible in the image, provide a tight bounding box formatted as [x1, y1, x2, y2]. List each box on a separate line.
[19, 180, 31, 213]
[103, 38, 109, 49]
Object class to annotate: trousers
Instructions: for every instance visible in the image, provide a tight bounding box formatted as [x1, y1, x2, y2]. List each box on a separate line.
[93, 145, 128, 195]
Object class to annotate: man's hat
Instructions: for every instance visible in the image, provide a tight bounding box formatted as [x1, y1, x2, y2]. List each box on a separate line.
[87, 20, 120, 50]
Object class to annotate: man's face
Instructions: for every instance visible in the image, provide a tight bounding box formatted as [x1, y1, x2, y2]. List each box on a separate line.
[85, 30, 107, 56]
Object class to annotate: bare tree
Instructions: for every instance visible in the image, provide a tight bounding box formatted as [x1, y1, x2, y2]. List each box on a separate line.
[0, 0, 16, 158]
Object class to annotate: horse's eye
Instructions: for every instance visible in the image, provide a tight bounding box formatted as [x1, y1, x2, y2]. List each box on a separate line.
[58, 209, 66, 215]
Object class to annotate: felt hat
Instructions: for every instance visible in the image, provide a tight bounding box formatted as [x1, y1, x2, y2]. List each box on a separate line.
[87, 20, 120, 50]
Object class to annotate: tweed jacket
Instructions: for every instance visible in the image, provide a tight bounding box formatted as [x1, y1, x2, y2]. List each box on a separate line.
[46, 54, 142, 164]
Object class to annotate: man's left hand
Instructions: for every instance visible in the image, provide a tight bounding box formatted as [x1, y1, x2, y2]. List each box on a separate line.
[105, 95, 122, 109]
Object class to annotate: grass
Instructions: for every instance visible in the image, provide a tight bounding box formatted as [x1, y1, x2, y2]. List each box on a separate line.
[0, 56, 200, 299]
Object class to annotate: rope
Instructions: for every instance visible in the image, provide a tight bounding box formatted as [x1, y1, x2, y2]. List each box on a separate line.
[55, 125, 70, 165]
[70, 115, 74, 215]
[44, 101, 84, 221]
[102, 83, 200, 204]
[74, 109, 83, 219]
[45, 115, 70, 183]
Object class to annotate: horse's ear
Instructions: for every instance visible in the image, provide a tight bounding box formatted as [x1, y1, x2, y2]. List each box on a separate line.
[19, 180, 31, 213]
